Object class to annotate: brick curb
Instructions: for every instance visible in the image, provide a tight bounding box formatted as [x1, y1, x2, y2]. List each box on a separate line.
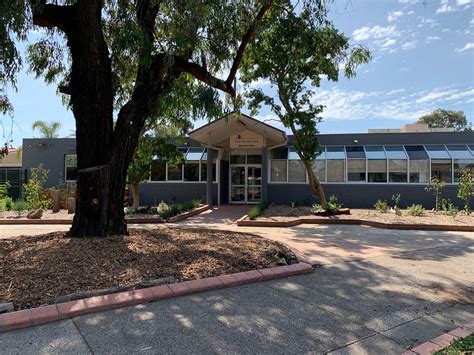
[0, 205, 210, 226]
[402, 321, 474, 354]
[0, 262, 313, 333]
[237, 216, 474, 232]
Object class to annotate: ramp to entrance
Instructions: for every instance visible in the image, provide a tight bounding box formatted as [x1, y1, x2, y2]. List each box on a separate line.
[175, 204, 249, 226]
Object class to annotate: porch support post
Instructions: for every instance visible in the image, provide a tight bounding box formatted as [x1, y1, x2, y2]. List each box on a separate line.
[206, 148, 213, 206]
[261, 147, 268, 202]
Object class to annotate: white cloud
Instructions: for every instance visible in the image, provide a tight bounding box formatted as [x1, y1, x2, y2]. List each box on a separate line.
[444, 88, 474, 100]
[248, 78, 271, 88]
[401, 40, 417, 50]
[455, 42, 474, 53]
[381, 38, 397, 48]
[407, 10, 415, 15]
[456, 0, 472, 5]
[416, 88, 457, 103]
[352, 25, 398, 41]
[388, 11, 404, 22]
[426, 36, 441, 43]
[387, 89, 406, 95]
[437, 0, 455, 13]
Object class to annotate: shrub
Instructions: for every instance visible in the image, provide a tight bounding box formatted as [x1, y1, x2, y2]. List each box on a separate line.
[0, 182, 13, 211]
[392, 193, 401, 209]
[12, 199, 29, 217]
[395, 207, 402, 217]
[440, 199, 459, 217]
[374, 199, 389, 213]
[159, 199, 202, 219]
[157, 201, 169, 212]
[425, 176, 446, 211]
[24, 166, 52, 210]
[311, 194, 342, 214]
[247, 200, 269, 220]
[407, 204, 424, 217]
[457, 169, 473, 213]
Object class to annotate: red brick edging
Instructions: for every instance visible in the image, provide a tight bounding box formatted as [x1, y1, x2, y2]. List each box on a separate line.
[402, 321, 474, 354]
[0, 262, 312, 333]
[0, 205, 210, 225]
[237, 216, 474, 232]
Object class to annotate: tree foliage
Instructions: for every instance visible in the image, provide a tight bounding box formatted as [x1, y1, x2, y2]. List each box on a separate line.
[32, 120, 62, 138]
[240, 7, 370, 203]
[418, 109, 471, 132]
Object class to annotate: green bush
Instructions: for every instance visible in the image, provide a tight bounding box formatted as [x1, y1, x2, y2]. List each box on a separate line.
[12, 199, 29, 217]
[440, 199, 459, 217]
[407, 204, 424, 217]
[311, 194, 342, 214]
[374, 199, 389, 213]
[157, 201, 169, 213]
[159, 199, 202, 219]
[247, 201, 269, 220]
[457, 168, 473, 213]
[425, 176, 446, 211]
[24, 166, 52, 210]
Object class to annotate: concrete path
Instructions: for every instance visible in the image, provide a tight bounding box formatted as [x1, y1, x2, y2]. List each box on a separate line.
[1, 207, 473, 353]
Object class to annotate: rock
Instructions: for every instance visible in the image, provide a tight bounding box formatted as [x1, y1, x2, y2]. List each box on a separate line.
[27, 209, 43, 219]
[67, 197, 76, 214]
[0, 302, 14, 314]
[51, 189, 60, 213]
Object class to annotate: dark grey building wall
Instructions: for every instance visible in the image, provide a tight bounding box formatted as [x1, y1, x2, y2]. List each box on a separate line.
[220, 160, 229, 204]
[22, 138, 76, 188]
[268, 183, 462, 209]
[138, 183, 218, 206]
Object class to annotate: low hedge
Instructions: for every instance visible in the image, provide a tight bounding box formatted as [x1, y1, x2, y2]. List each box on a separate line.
[159, 199, 201, 219]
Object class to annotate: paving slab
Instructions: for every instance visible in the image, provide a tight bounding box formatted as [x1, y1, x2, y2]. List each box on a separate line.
[327, 334, 405, 355]
[0, 320, 90, 355]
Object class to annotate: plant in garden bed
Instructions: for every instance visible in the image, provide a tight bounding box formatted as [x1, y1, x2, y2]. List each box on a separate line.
[374, 199, 389, 213]
[457, 168, 473, 214]
[440, 199, 459, 217]
[434, 333, 474, 355]
[311, 195, 344, 215]
[425, 176, 446, 211]
[23, 166, 52, 211]
[159, 199, 201, 220]
[392, 194, 402, 216]
[12, 200, 29, 217]
[0, 182, 13, 213]
[247, 201, 269, 220]
[407, 204, 424, 217]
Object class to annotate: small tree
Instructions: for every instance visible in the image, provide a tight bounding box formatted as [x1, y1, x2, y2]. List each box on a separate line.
[32, 120, 62, 138]
[241, 9, 370, 205]
[24, 166, 52, 210]
[457, 169, 473, 213]
[425, 176, 446, 211]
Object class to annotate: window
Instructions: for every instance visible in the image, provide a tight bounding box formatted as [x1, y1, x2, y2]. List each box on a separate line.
[312, 160, 325, 182]
[200, 162, 216, 182]
[345, 146, 366, 159]
[431, 160, 452, 183]
[184, 162, 199, 181]
[347, 159, 366, 182]
[167, 164, 183, 181]
[271, 147, 288, 159]
[447, 145, 473, 159]
[409, 160, 429, 183]
[230, 149, 246, 164]
[271, 160, 287, 182]
[327, 160, 345, 182]
[368, 160, 387, 182]
[405, 145, 429, 160]
[150, 161, 166, 181]
[288, 160, 306, 182]
[425, 145, 450, 159]
[65, 155, 78, 181]
[326, 146, 346, 159]
[385, 145, 407, 160]
[288, 147, 300, 160]
[454, 160, 474, 182]
[365, 146, 386, 159]
[389, 159, 407, 183]
[247, 149, 262, 164]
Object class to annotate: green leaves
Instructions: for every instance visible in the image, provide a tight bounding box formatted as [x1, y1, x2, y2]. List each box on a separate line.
[418, 109, 471, 132]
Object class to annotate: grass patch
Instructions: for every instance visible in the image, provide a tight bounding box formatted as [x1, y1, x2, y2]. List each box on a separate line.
[247, 201, 269, 220]
[434, 333, 474, 355]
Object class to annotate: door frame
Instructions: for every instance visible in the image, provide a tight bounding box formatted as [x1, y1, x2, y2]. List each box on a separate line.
[229, 164, 262, 204]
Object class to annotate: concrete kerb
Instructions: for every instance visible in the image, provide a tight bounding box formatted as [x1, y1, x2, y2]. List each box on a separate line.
[404, 322, 474, 354]
[237, 215, 474, 232]
[0, 261, 313, 333]
[0, 205, 211, 225]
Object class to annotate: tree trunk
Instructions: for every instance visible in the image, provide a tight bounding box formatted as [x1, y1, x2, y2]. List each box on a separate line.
[131, 183, 140, 209]
[304, 160, 327, 205]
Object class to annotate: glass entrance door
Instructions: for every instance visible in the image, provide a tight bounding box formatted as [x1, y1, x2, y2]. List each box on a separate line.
[230, 165, 262, 203]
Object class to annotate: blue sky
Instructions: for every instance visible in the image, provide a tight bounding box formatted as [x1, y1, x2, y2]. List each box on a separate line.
[3, 0, 474, 147]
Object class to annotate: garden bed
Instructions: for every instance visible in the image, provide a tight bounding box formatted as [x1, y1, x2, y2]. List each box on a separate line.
[242, 204, 474, 229]
[0, 228, 296, 310]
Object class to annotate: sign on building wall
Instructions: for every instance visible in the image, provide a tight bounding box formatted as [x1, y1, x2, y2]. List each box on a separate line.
[230, 130, 264, 148]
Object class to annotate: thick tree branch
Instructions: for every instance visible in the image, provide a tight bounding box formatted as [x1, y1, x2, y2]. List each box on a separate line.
[226, 0, 272, 85]
[31, 1, 74, 32]
[135, 0, 162, 42]
[173, 56, 236, 96]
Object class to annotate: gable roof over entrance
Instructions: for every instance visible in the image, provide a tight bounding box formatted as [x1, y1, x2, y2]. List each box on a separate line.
[189, 112, 288, 148]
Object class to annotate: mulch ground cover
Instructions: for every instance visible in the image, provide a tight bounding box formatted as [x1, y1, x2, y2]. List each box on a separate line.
[0, 228, 296, 310]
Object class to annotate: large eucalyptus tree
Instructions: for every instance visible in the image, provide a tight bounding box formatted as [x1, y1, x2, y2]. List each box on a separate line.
[1, 0, 328, 236]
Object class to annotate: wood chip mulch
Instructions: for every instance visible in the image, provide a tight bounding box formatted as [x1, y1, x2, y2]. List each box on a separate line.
[0, 228, 296, 310]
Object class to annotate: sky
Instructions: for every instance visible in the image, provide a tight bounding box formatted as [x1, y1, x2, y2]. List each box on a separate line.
[2, 0, 474, 147]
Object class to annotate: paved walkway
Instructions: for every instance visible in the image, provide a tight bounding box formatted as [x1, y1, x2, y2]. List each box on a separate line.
[1, 207, 473, 353]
